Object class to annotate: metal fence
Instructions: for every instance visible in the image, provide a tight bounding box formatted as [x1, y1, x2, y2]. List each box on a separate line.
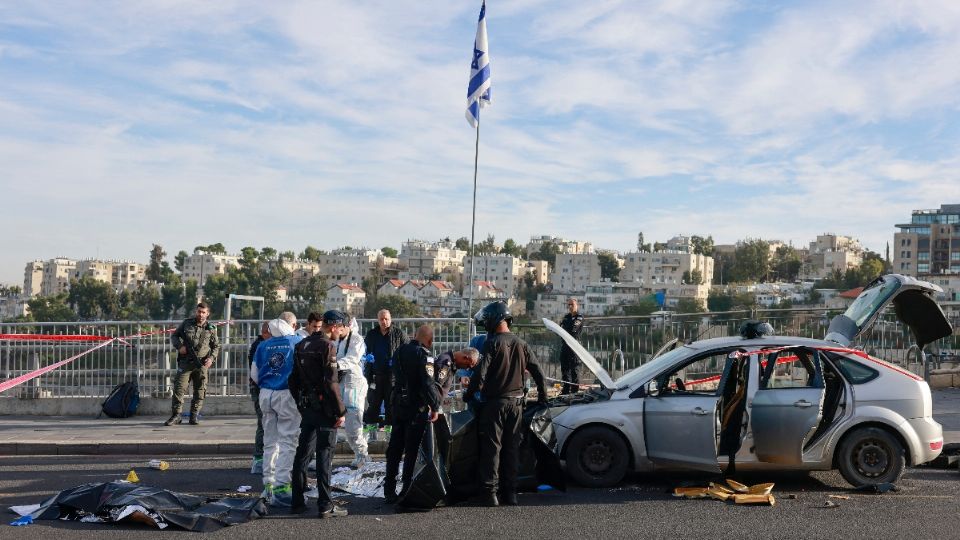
[1, 308, 957, 398]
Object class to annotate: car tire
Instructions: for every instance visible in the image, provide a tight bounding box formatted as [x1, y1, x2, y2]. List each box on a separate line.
[565, 426, 629, 488]
[836, 426, 906, 488]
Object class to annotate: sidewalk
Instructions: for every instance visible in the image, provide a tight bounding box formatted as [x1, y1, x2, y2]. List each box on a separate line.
[2, 389, 959, 456]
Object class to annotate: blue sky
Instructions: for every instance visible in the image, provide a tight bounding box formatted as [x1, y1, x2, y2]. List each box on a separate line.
[2, 0, 960, 285]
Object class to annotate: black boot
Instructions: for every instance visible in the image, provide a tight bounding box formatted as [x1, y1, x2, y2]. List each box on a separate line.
[164, 414, 182, 426]
[480, 493, 499, 507]
[501, 492, 518, 506]
[384, 482, 398, 504]
[189, 413, 199, 425]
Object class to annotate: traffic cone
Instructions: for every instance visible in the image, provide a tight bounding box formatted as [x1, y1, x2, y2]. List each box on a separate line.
[126, 469, 140, 483]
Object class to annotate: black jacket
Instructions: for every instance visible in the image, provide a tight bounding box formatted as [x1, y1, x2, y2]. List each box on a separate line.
[363, 325, 409, 375]
[288, 333, 345, 426]
[392, 339, 442, 418]
[466, 332, 547, 401]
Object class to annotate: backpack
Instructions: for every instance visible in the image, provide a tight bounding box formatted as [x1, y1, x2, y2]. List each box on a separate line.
[99, 381, 140, 418]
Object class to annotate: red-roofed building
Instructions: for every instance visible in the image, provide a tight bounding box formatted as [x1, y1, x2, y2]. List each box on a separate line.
[326, 283, 367, 316]
[377, 279, 406, 297]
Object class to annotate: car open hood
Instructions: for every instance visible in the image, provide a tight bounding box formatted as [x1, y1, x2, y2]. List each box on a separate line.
[825, 274, 953, 349]
[542, 318, 617, 390]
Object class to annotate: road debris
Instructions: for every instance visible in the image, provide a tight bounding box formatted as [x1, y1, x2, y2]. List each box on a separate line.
[855, 483, 898, 494]
[828, 495, 850, 500]
[149, 460, 170, 471]
[125, 470, 140, 483]
[822, 500, 841, 508]
[672, 480, 776, 506]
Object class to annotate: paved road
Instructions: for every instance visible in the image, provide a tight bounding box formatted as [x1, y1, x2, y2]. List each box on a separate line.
[1, 455, 958, 539]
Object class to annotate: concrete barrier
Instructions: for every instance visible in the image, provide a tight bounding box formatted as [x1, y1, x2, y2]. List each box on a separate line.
[0, 396, 255, 416]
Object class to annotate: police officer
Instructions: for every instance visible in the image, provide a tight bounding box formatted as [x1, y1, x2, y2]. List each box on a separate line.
[288, 319, 347, 518]
[166, 302, 221, 426]
[559, 297, 584, 394]
[465, 301, 548, 507]
[384, 325, 441, 504]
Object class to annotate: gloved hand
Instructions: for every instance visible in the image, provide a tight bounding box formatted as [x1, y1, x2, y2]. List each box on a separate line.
[363, 353, 375, 364]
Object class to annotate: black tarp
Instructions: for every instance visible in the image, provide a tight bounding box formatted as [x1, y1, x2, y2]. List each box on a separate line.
[26, 481, 266, 532]
[396, 402, 566, 509]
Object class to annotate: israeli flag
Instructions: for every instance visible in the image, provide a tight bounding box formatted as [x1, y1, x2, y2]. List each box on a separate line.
[466, 0, 491, 128]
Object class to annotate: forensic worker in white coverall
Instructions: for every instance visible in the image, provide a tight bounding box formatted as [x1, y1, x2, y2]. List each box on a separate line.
[251, 312, 303, 507]
[322, 310, 369, 468]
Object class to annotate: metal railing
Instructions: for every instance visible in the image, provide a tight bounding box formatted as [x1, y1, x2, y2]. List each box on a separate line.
[1, 309, 957, 398]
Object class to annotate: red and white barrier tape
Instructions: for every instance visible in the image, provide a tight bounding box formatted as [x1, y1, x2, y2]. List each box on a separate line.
[0, 339, 117, 394]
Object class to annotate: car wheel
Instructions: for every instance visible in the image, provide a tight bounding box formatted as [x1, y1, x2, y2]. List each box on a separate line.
[836, 426, 906, 487]
[566, 426, 629, 488]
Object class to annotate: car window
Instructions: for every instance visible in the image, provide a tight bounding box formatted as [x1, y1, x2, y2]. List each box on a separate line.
[758, 349, 819, 389]
[833, 356, 879, 384]
[656, 352, 729, 396]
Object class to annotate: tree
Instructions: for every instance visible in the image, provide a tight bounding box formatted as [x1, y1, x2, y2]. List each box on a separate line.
[729, 239, 771, 282]
[381, 246, 398, 258]
[279, 250, 296, 261]
[501, 238, 523, 257]
[652, 242, 667, 252]
[690, 235, 715, 256]
[622, 297, 659, 316]
[530, 241, 561, 267]
[598, 252, 621, 281]
[676, 297, 705, 313]
[300, 246, 326, 262]
[27, 294, 76, 322]
[455, 237, 470, 251]
[174, 250, 188, 273]
[690, 269, 704, 285]
[195, 243, 226, 255]
[771, 245, 802, 282]
[67, 276, 119, 320]
[160, 274, 185, 318]
[146, 244, 166, 283]
[288, 275, 328, 315]
[0, 285, 21, 296]
[476, 234, 499, 255]
[368, 294, 420, 318]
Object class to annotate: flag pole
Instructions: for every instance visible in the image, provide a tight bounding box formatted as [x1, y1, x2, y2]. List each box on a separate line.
[467, 120, 480, 335]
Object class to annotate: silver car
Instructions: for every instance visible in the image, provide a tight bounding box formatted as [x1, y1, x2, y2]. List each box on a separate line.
[540, 274, 952, 488]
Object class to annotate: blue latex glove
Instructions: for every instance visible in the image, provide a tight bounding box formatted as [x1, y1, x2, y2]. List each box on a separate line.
[11, 515, 33, 526]
[363, 353, 375, 363]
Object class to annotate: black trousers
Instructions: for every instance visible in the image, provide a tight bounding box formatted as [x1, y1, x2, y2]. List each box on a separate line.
[291, 410, 337, 513]
[384, 412, 428, 494]
[364, 370, 394, 426]
[477, 397, 523, 495]
[560, 349, 580, 394]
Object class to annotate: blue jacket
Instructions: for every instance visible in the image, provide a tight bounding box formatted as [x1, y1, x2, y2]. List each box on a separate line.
[253, 335, 303, 390]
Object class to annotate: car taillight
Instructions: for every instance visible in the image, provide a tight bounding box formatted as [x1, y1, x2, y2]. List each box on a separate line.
[930, 440, 943, 451]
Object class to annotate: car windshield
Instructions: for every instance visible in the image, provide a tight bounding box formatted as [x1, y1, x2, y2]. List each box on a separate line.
[614, 346, 692, 388]
[842, 277, 901, 327]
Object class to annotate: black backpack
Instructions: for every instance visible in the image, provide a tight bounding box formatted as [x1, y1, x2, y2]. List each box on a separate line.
[99, 381, 140, 418]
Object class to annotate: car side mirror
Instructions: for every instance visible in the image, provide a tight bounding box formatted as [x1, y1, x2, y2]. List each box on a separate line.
[630, 380, 658, 399]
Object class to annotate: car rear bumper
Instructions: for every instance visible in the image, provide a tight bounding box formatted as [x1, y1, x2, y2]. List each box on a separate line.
[904, 416, 943, 465]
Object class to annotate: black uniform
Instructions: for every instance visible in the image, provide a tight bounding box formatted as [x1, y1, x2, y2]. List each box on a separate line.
[559, 311, 584, 394]
[288, 333, 345, 514]
[385, 339, 442, 499]
[465, 332, 547, 500]
[363, 325, 409, 426]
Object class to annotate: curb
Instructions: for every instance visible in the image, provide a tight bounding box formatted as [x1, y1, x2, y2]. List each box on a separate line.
[0, 440, 390, 457]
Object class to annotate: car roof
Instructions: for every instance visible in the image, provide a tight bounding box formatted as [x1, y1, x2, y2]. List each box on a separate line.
[685, 335, 838, 351]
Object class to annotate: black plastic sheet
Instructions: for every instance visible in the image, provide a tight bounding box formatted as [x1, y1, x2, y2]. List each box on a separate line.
[26, 481, 266, 532]
[399, 403, 566, 509]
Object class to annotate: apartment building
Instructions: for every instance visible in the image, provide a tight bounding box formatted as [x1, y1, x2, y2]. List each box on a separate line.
[553, 253, 602, 293]
[399, 239, 466, 282]
[525, 235, 594, 258]
[325, 283, 367, 316]
[893, 204, 960, 276]
[40, 258, 77, 296]
[23, 261, 43, 297]
[621, 251, 714, 286]
[462, 254, 526, 298]
[181, 251, 241, 286]
[800, 233, 864, 280]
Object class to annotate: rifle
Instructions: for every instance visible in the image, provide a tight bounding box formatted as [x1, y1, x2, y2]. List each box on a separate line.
[178, 327, 205, 370]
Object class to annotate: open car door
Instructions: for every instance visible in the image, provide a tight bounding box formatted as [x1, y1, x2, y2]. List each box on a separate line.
[826, 274, 952, 349]
[750, 347, 825, 465]
[644, 352, 743, 473]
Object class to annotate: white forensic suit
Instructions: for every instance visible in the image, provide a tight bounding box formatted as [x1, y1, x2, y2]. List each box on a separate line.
[336, 318, 368, 464]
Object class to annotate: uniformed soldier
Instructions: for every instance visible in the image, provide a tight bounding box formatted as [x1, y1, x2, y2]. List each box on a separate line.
[288, 322, 347, 518]
[559, 297, 585, 394]
[465, 301, 548, 507]
[165, 302, 221, 426]
[384, 325, 441, 504]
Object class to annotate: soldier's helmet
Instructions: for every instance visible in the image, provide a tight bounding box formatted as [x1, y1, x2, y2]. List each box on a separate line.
[474, 301, 512, 333]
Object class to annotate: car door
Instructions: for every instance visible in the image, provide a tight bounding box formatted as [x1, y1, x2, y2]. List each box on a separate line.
[750, 347, 825, 464]
[644, 351, 732, 472]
